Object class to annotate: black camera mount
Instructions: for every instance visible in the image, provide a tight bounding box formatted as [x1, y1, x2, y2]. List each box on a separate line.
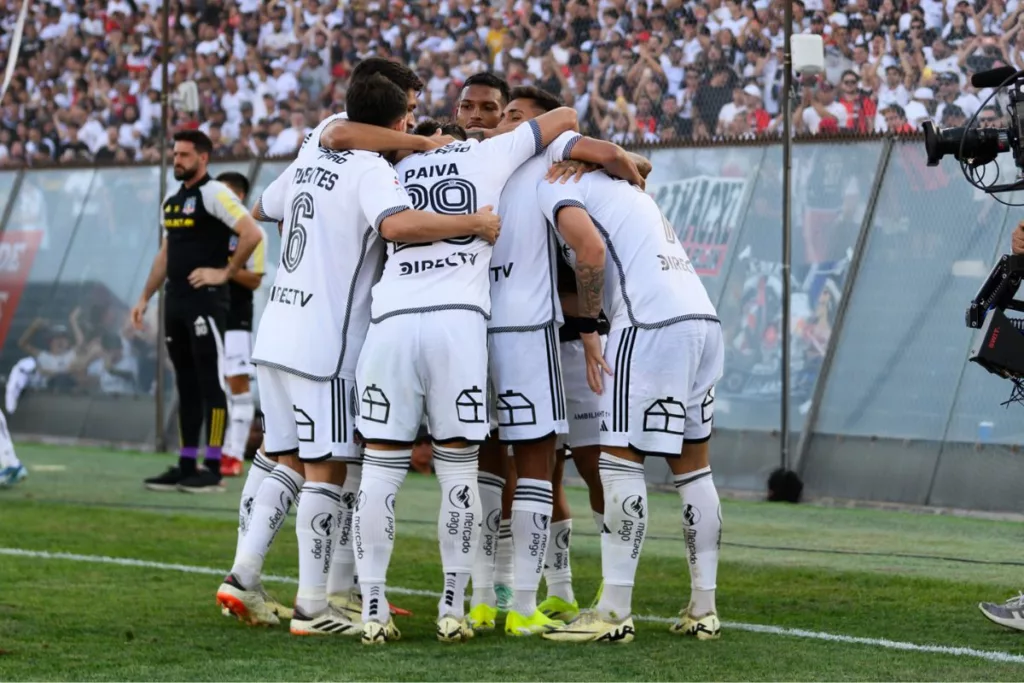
[967, 254, 1024, 405]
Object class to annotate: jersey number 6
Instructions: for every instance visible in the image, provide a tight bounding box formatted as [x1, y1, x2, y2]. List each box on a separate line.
[282, 192, 313, 273]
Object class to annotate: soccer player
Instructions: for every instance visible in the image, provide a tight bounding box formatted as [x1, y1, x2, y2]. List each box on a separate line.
[0, 408, 26, 487]
[215, 171, 267, 478]
[133, 131, 263, 493]
[537, 172, 724, 644]
[345, 106, 579, 644]
[473, 85, 645, 637]
[217, 74, 498, 636]
[223, 57, 426, 627]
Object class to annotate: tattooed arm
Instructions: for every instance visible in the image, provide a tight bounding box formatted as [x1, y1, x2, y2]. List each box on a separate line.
[554, 205, 605, 318]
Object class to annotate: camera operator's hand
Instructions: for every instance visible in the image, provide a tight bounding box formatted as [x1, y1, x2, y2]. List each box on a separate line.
[1013, 222, 1024, 254]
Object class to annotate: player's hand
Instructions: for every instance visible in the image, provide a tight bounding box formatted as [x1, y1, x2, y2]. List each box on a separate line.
[546, 160, 599, 184]
[188, 267, 229, 288]
[581, 331, 612, 395]
[130, 300, 147, 331]
[1013, 222, 1024, 254]
[472, 205, 501, 244]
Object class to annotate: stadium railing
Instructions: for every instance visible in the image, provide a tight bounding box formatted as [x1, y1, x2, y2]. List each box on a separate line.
[2, 139, 1021, 512]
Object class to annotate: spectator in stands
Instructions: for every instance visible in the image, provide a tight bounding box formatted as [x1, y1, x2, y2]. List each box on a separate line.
[881, 104, 916, 133]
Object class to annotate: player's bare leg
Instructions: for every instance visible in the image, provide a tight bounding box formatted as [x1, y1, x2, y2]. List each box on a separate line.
[221, 374, 253, 476]
[504, 436, 564, 636]
[218, 450, 305, 626]
[539, 448, 580, 622]
[571, 445, 605, 531]
[352, 441, 408, 644]
[544, 445, 643, 644]
[667, 440, 721, 640]
[288, 459, 358, 636]
[469, 432, 506, 630]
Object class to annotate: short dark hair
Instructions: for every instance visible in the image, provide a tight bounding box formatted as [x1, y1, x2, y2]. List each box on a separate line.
[351, 57, 424, 93]
[346, 73, 410, 128]
[412, 118, 467, 140]
[508, 85, 562, 113]
[172, 130, 212, 156]
[463, 72, 510, 105]
[217, 171, 250, 200]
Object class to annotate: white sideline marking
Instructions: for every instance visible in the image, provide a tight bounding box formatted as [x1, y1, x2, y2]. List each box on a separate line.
[2, 547, 1024, 665]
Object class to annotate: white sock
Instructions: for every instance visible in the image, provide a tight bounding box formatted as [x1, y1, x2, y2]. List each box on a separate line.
[595, 453, 646, 621]
[0, 409, 19, 469]
[509, 478, 552, 615]
[471, 472, 504, 608]
[225, 390, 254, 458]
[294, 482, 343, 615]
[544, 519, 574, 603]
[495, 518, 513, 587]
[593, 510, 605, 533]
[327, 463, 361, 598]
[674, 467, 721, 616]
[355, 448, 410, 624]
[231, 464, 304, 589]
[232, 451, 276, 566]
[433, 443, 481, 619]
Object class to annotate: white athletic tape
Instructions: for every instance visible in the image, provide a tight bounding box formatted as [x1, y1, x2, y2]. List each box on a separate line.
[0, 0, 31, 106]
[2, 546, 1023, 665]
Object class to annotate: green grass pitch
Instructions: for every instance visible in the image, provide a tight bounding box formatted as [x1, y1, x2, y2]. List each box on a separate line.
[3, 444, 1024, 680]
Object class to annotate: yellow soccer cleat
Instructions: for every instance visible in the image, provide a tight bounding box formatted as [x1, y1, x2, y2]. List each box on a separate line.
[362, 618, 402, 645]
[216, 574, 280, 627]
[670, 609, 721, 640]
[505, 609, 565, 637]
[289, 605, 360, 636]
[538, 596, 580, 623]
[468, 603, 498, 632]
[436, 614, 472, 643]
[328, 589, 362, 622]
[261, 587, 293, 620]
[542, 610, 635, 644]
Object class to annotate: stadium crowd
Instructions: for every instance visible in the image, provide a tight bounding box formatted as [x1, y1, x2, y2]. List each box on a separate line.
[0, 0, 1016, 166]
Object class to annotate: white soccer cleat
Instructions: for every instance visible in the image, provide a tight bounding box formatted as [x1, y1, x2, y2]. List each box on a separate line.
[436, 613, 473, 643]
[289, 604, 360, 636]
[0, 464, 27, 488]
[670, 608, 721, 640]
[361, 618, 401, 645]
[542, 609, 636, 643]
[215, 574, 280, 627]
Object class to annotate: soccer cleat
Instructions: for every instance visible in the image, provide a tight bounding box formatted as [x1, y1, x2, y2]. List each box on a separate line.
[216, 574, 280, 626]
[979, 594, 1024, 632]
[670, 608, 721, 640]
[505, 609, 565, 636]
[261, 587, 293, 620]
[0, 464, 27, 488]
[177, 469, 226, 493]
[589, 580, 604, 609]
[289, 604, 360, 636]
[468, 603, 498, 632]
[361, 618, 401, 645]
[494, 583, 513, 611]
[542, 610, 636, 643]
[436, 614, 472, 643]
[220, 455, 244, 477]
[144, 466, 189, 492]
[328, 589, 363, 621]
[538, 596, 580, 623]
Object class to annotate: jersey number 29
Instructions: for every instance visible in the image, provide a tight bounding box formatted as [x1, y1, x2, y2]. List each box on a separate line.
[392, 179, 479, 252]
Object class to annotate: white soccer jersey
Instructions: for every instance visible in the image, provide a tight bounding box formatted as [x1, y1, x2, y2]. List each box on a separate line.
[369, 119, 543, 322]
[537, 172, 718, 331]
[489, 130, 581, 332]
[251, 143, 411, 380]
[298, 111, 347, 153]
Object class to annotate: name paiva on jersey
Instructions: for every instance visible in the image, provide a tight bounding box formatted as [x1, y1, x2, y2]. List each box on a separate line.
[269, 285, 313, 307]
[658, 254, 696, 273]
[402, 162, 462, 182]
[293, 165, 340, 191]
[399, 252, 478, 276]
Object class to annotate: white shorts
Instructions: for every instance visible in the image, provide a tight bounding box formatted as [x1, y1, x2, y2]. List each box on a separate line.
[601, 320, 723, 457]
[557, 336, 608, 451]
[356, 309, 491, 444]
[488, 325, 568, 443]
[256, 365, 358, 462]
[224, 330, 253, 379]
